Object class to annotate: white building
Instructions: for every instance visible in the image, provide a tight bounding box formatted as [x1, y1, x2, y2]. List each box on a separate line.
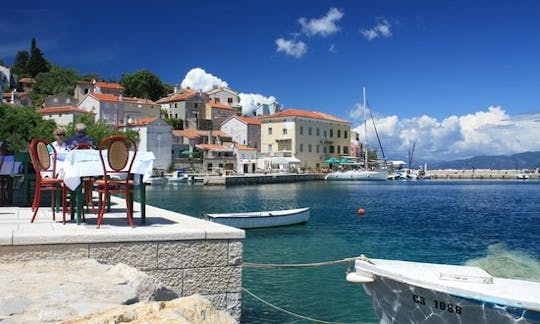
[125, 117, 172, 170]
[221, 115, 261, 151]
[38, 106, 93, 126]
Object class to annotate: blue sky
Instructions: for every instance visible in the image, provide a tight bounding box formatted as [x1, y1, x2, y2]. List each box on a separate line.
[2, 0, 540, 162]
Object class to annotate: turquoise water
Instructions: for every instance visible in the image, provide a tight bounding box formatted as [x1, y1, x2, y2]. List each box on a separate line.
[144, 180, 540, 323]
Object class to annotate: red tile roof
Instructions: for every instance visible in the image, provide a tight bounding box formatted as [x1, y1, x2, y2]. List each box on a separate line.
[195, 144, 233, 151]
[127, 117, 159, 126]
[235, 143, 257, 151]
[77, 80, 124, 90]
[156, 88, 197, 104]
[238, 116, 262, 125]
[89, 93, 118, 102]
[37, 106, 91, 114]
[208, 101, 234, 110]
[262, 109, 349, 123]
[18, 77, 36, 84]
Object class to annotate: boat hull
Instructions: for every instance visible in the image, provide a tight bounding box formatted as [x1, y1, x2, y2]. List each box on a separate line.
[347, 258, 540, 324]
[205, 207, 310, 229]
[325, 170, 388, 181]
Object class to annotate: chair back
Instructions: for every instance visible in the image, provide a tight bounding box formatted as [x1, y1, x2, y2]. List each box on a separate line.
[98, 135, 137, 178]
[29, 138, 57, 176]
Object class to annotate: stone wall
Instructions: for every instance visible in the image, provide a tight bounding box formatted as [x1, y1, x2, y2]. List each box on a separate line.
[0, 238, 243, 320]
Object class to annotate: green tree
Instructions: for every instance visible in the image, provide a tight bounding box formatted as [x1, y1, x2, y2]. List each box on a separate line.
[120, 69, 167, 101]
[11, 50, 30, 78]
[65, 113, 139, 147]
[27, 38, 50, 77]
[0, 103, 56, 151]
[31, 65, 81, 107]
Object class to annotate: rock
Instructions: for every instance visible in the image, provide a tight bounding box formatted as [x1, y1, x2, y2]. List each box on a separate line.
[62, 294, 236, 324]
[0, 258, 233, 323]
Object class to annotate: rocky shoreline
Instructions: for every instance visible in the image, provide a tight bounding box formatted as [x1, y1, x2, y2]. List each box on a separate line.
[0, 258, 235, 323]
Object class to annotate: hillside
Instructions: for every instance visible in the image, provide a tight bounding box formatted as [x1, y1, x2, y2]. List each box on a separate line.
[427, 151, 540, 170]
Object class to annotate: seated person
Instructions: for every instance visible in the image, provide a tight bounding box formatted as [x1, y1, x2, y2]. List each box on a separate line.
[50, 127, 68, 152]
[66, 123, 94, 150]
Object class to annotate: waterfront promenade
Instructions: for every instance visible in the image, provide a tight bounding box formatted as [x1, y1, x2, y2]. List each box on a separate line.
[0, 196, 245, 321]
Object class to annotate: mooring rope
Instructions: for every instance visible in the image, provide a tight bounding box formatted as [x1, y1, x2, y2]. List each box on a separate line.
[243, 255, 365, 269]
[242, 287, 357, 324]
[241, 256, 370, 323]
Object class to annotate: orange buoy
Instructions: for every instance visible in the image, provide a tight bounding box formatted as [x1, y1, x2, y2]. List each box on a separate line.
[357, 208, 366, 216]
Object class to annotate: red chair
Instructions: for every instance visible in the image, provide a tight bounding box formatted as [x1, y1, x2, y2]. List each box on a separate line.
[29, 138, 67, 224]
[95, 135, 137, 228]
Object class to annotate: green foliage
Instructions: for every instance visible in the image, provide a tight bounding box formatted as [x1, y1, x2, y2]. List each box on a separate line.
[64, 113, 139, 147]
[120, 69, 167, 101]
[11, 51, 30, 78]
[163, 117, 183, 130]
[0, 103, 56, 151]
[26, 38, 50, 77]
[32, 65, 80, 107]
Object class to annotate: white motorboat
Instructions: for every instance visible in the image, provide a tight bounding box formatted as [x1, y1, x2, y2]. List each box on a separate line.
[204, 207, 310, 229]
[325, 169, 388, 181]
[346, 256, 540, 324]
[143, 175, 167, 185]
[168, 169, 190, 184]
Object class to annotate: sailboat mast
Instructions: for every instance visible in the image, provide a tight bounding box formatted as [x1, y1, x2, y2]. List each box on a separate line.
[363, 86, 368, 169]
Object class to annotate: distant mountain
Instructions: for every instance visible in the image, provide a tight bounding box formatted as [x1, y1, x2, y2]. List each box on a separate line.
[426, 151, 540, 170]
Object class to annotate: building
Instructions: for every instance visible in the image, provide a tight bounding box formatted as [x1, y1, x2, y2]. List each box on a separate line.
[221, 115, 261, 151]
[234, 143, 258, 174]
[74, 80, 124, 102]
[42, 93, 78, 108]
[157, 88, 207, 130]
[206, 99, 237, 131]
[260, 109, 351, 171]
[77, 93, 160, 126]
[125, 117, 172, 170]
[195, 143, 235, 175]
[206, 86, 242, 115]
[38, 105, 93, 126]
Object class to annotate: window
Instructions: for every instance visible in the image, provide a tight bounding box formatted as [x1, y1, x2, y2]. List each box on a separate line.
[329, 129, 334, 137]
[323, 130, 327, 137]
[344, 130, 348, 139]
[215, 98, 220, 103]
[228, 97, 233, 104]
[338, 146, 341, 154]
[316, 144, 320, 153]
[269, 127, 273, 135]
[329, 146, 335, 153]
[308, 127, 312, 136]
[308, 144, 312, 152]
[337, 130, 341, 138]
[343, 146, 349, 154]
[316, 128, 320, 136]
[300, 144, 304, 152]
[268, 144, 273, 152]
[300, 126, 303, 135]
[283, 128, 287, 135]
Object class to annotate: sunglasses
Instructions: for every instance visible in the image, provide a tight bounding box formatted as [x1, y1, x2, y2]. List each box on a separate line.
[55, 133, 65, 136]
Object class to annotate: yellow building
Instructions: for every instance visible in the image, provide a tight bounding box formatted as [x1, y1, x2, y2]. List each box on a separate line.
[260, 109, 351, 171]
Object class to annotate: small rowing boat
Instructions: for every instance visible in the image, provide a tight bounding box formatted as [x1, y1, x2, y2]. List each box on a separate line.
[204, 207, 310, 229]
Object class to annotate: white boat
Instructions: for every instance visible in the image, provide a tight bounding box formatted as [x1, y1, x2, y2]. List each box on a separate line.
[325, 169, 388, 181]
[346, 256, 540, 324]
[516, 173, 530, 180]
[168, 169, 190, 184]
[144, 175, 168, 185]
[204, 207, 310, 229]
[326, 87, 388, 181]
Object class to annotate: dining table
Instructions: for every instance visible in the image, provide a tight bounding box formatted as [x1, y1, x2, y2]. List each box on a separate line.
[0, 155, 22, 206]
[57, 149, 155, 225]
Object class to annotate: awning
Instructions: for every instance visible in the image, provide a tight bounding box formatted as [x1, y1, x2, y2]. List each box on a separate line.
[287, 157, 301, 163]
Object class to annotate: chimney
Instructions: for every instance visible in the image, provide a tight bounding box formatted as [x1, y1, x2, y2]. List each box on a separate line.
[174, 86, 178, 94]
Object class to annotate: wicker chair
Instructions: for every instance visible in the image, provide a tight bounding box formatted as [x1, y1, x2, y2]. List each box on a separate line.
[95, 135, 137, 228]
[29, 138, 67, 224]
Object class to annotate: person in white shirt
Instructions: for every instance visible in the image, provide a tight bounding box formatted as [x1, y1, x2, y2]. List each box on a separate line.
[50, 127, 68, 152]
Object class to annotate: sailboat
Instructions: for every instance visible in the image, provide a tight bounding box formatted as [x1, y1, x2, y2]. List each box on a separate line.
[325, 87, 388, 181]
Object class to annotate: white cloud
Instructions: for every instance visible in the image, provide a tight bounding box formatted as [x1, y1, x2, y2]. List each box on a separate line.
[299, 8, 344, 37]
[180, 67, 228, 92]
[361, 19, 392, 40]
[238, 93, 277, 116]
[179, 68, 278, 116]
[275, 38, 307, 58]
[350, 106, 540, 161]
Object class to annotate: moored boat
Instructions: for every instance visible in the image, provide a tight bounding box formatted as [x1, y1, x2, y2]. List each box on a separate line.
[346, 256, 540, 324]
[325, 169, 388, 181]
[204, 207, 310, 229]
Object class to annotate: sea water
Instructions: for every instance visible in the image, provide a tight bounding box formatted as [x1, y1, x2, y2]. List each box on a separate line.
[144, 180, 540, 323]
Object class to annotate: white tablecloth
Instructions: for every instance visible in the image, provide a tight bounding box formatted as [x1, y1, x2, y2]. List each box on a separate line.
[0, 155, 22, 176]
[57, 150, 155, 190]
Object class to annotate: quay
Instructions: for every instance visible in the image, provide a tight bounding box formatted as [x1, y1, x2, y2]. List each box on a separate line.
[0, 196, 245, 321]
[203, 173, 324, 185]
[428, 169, 540, 180]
